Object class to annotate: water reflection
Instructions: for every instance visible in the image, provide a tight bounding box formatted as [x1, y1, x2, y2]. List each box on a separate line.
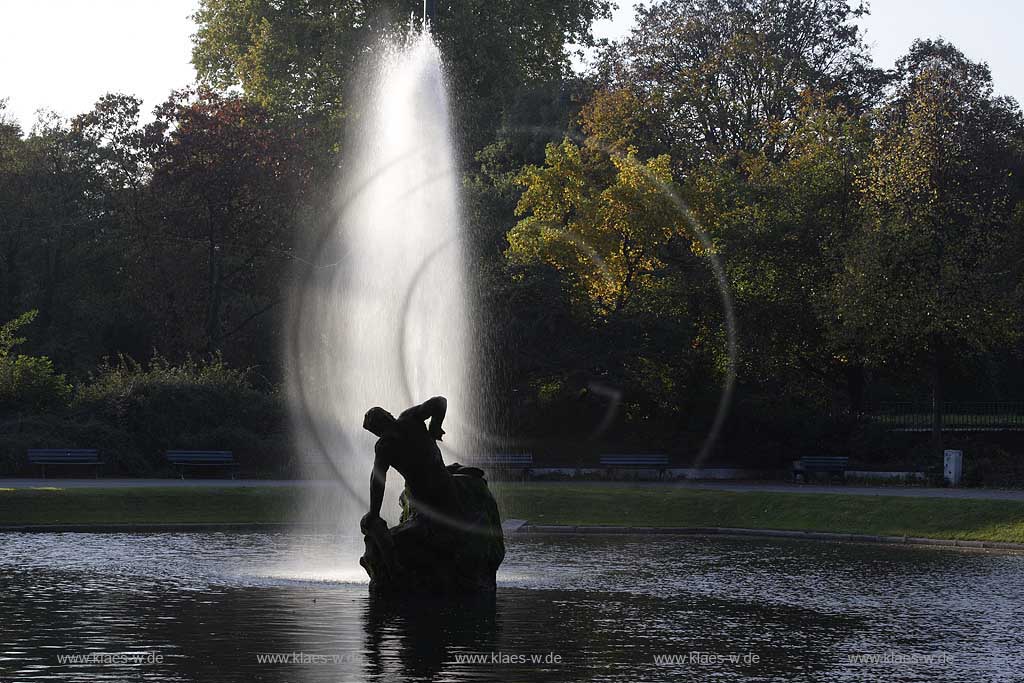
[0, 532, 1021, 682]
[363, 592, 497, 680]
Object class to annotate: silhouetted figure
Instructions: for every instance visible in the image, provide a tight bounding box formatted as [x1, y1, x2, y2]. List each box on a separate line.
[358, 397, 503, 593]
[361, 396, 458, 532]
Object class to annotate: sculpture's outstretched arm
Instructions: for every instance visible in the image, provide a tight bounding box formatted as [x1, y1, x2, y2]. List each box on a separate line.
[401, 396, 447, 440]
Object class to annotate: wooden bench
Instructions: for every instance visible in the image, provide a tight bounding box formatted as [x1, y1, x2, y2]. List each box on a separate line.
[27, 448, 102, 478]
[474, 453, 533, 479]
[793, 456, 849, 483]
[166, 450, 238, 479]
[600, 454, 669, 479]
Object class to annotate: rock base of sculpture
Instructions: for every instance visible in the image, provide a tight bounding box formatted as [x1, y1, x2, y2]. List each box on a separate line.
[359, 470, 505, 593]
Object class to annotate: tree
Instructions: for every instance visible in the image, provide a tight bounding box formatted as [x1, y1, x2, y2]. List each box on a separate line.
[192, 0, 371, 128]
[835, 40, 1024, 453]
[72, 94, 151, 222]
[144, 89, 313, 364]
[578, 88, 659, 158]
[595, 0, 885, 168]
[687, 97, 872, 411]
[0, 106, 134, 370]
[0, 96, 187, 370]
[505, 121, 709, 435]
[508, 139, 683, 317]
[191, 0, 612, 148]
[0, 100, 27, 319]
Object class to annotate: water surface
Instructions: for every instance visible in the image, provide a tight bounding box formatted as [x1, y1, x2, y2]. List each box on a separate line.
[0, 532, 1020, 682]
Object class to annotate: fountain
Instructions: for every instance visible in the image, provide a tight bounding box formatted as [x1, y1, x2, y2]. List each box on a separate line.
[287, 18, 500, 590]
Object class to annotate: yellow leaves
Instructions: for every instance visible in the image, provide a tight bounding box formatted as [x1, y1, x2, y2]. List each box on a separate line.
[580, 88, 643, 154]
[507, 138, 687, 315]
[513, 139, 587, 221]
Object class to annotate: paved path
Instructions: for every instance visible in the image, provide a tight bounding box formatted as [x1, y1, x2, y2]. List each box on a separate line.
[2, 477, 1024, 501]
[536, 480, 1024, 501]
[718, 481, 1024, 500]
[0, 478, 333, 489]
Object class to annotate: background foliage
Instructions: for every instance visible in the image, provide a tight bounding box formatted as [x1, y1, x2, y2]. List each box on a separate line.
[2, 1, 1024, 478]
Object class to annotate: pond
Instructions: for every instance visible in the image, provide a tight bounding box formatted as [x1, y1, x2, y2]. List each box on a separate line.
[0, 532, 1020, 682]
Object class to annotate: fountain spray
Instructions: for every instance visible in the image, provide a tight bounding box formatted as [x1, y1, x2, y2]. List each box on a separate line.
[288, 25, 477, 541]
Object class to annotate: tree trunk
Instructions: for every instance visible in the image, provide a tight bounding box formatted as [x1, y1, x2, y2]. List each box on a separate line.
[845, 362, 865, 417]
[40, 237, 59, 329]
[930, 343, 943, 457]
[206, 236, 223, 352]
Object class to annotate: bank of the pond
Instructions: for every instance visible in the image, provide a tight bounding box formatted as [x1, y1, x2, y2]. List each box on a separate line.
[516, 524, 1024, 550]
[497, 484, 1024, 544]
[3, 483, 1024, 544]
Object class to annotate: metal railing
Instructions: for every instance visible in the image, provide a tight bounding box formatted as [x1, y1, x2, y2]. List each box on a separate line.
[868, 402, 1024, 431]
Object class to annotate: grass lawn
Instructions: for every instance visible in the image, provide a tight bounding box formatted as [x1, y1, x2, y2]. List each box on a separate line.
[0, 486, 303, 525]
[2, 483, 1024, 543]
[495, 484, 1024, 543]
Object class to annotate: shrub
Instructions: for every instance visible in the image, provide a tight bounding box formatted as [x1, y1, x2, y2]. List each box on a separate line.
[0, 414, 147, 476]
[0, 311, 72, 412]
[961, 443, 1024, 487]
[847, 423, 921, 468]
[74, 353, 287, 474]
[0, 414, 72, 475]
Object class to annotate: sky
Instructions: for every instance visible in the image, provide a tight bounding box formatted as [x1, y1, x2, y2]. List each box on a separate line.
[0, 0, 198, 132]
[2, 1, 1023, 133]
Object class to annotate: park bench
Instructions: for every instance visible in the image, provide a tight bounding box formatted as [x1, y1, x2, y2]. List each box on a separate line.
[27, 448, 103, 478]
[793, 456, 849, 483]
[474, 453, 533, 479]
[166, 450, 238, 479]
[600, 454, 669, 479]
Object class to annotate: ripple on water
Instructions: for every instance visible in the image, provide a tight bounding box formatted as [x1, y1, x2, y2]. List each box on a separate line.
[0, 531, 1021, 682]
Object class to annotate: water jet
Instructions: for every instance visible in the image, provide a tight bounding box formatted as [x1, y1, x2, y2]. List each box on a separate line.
[288, 27, 482, 567]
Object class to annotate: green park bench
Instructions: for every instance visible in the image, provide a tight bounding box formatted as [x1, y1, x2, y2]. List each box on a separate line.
[166, 450, 238, 479]
[474, 453, 533, 479]
[600, 454, 669, 479]
[793, 456, 849, 483]
[27, 448, 103, 478]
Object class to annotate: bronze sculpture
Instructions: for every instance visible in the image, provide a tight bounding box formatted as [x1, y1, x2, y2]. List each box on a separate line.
[359, 397, 504, 593]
